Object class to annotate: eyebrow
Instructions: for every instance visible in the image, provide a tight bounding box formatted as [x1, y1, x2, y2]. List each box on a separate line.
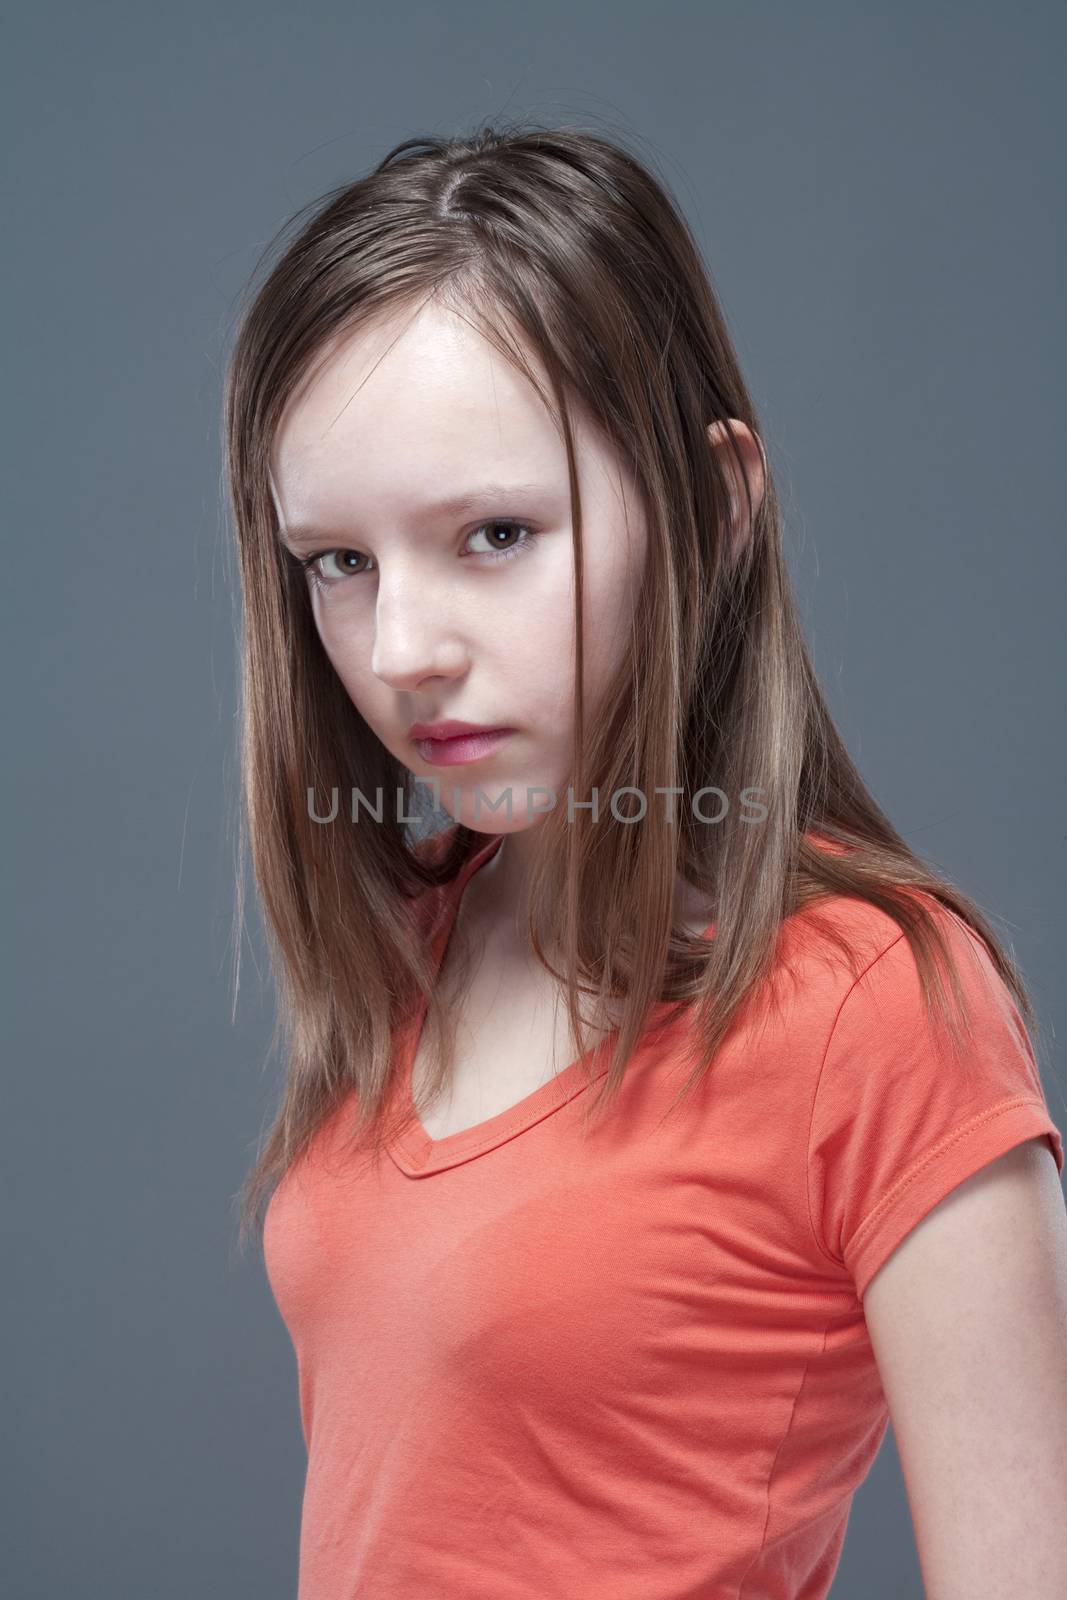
[279, 482, 552, 547]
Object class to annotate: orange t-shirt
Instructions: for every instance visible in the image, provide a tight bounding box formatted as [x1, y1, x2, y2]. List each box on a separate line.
[264, 832, 1063, 1599]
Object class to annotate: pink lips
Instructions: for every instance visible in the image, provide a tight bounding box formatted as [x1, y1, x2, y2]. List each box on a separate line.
[412, 728, 514, 766]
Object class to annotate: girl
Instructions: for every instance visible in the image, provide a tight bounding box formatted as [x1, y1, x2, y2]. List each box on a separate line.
[225, 123, 1067, 1598]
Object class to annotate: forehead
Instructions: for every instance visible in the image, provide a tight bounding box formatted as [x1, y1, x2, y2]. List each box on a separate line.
[269, 300, 586, 535]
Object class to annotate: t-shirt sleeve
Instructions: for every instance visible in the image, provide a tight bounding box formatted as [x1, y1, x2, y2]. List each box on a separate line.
[807, 907, 1064, 1301]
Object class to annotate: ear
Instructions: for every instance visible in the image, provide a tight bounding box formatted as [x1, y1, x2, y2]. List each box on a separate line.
[707, 419, 766, 562]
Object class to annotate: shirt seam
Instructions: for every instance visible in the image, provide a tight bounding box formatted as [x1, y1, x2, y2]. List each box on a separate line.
[735, 1317, 833, 1600]
[848, 1093, 1051, 1252]
[804, 930, 909, 1272]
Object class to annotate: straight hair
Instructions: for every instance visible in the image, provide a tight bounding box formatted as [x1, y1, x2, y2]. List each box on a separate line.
[222, 120, 1042, 1255]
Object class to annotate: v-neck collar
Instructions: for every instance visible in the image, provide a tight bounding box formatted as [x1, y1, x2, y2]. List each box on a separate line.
[387, 832, 615, 1178]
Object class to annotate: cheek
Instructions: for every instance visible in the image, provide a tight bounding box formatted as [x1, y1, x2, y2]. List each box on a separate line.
[581, 567, 642, 698]
[312, 610, 378, 711]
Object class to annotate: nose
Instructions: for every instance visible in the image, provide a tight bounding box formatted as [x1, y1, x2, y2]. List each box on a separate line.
[369, 566, 468, 690]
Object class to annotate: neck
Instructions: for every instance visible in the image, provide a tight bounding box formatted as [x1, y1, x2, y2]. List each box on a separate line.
[463, 827, 716, 944]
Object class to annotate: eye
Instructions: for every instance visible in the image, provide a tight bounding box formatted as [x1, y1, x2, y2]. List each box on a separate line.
[466, 519, 537, 561]
[296, 519, 539, 594]
[297, 548, 369, 590]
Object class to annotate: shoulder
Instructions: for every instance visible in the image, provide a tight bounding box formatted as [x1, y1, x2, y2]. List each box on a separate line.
[779, 873, 995, 998]
[758, 881, 1039, 1102]
[794, 831, 1007, 990]
[768, 885, 933, 1018]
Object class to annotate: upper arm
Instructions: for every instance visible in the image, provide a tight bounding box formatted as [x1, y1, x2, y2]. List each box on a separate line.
[862, 1135, 1067, 1599]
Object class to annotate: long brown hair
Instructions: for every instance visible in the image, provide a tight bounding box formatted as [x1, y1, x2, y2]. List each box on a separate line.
[223, 119, 1043, 1255]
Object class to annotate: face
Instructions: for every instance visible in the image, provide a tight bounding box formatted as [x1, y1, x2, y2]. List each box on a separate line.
[269, 297, 648, 838]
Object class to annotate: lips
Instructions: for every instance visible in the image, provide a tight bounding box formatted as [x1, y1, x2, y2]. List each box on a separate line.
[408, 719, 508, 741]
[411, 727, 515, 766]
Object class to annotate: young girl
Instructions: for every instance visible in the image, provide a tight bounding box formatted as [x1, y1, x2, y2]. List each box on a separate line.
[225, 123, 1067, 1598]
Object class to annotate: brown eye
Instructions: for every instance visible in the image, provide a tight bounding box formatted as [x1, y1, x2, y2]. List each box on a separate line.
[466, 520, 537, 561]
[322, 550, 368, 577]
[299, 548, 371, 590]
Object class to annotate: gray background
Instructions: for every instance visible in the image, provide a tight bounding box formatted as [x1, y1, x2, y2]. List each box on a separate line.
[4, 2, 1064, 1594]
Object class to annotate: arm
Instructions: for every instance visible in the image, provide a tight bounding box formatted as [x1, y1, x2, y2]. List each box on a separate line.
[863, 1135, 1067, 1599]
